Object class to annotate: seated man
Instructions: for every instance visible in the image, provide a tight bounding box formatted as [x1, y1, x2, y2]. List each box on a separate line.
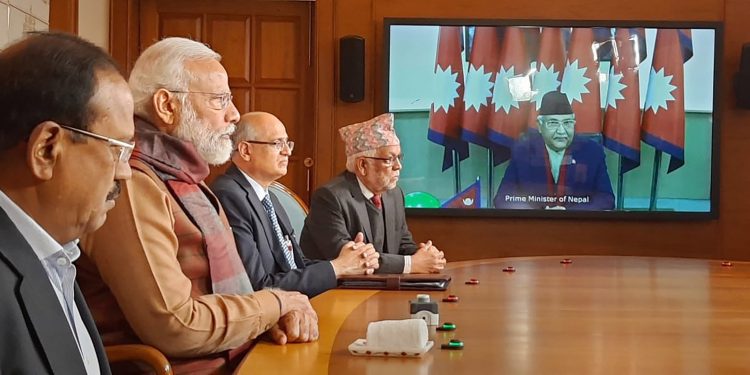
[493, 91, 615, 210]
[300, 113, 446, 274]
[212, 112, 380, 297]
[78, 37, 317, 371]
[0, 32, 133, 374]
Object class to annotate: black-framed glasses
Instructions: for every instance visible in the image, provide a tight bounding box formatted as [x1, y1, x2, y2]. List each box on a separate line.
[363, 154, 403, 167]
[59, 125, 135, 163]
[168, 90, 234, 111]
[243, 139, 295, 152]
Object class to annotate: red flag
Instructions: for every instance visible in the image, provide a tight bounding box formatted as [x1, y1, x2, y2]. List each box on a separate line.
[460, 27, 502, 147]
[528, 27, 566, 128]
[603, 28, 644, 173]
[641, 29, 691, 173]
[441, 178, 481, 208]
[428, 26, 470, 171]
[487, 26, 531, 163]
[561, 28, 603, 133]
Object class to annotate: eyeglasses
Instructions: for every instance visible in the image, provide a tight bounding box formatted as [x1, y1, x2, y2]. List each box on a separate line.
[59, 125, 135, 164]
[363, 154, 403, 167]
[541, 119, 575, 131]
[243, 139, 295, 152]
[168, 90, 234, 111]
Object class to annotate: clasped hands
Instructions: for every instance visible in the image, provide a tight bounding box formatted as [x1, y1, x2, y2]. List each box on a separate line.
[410, 240, 446, 273]
[330, 232, 380, 276]
[267, 232, 380, 345]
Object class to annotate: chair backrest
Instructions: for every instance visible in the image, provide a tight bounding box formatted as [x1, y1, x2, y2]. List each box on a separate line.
[269, 181, 309, 239]
[106, 344, 173, 375]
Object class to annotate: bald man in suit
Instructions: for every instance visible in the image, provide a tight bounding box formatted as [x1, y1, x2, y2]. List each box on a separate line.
[213, 112, 379, 297]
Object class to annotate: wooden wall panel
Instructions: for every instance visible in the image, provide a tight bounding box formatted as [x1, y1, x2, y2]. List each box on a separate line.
[110, 0, 749, 261]
[49, 0, 77, 33]
[719, 0, 750, 260]
[109, 0, 139, 73]
[254, 87, 303, 189]
[257, 18, 299, 82]
[159, 13, 201, 40]
[328, 0, 374, 176]
[232, 88, 252, 116]
[130, 0, 314, 198]
[313, 0, 749, 261]
[311, 0, 336, 191]
[206, 16, 251, 84]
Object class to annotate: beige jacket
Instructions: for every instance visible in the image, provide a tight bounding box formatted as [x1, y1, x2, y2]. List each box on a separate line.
[78, 159, 281, 358]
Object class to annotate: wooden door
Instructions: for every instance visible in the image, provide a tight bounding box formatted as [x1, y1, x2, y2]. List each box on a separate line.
[139, 0, 315, 201]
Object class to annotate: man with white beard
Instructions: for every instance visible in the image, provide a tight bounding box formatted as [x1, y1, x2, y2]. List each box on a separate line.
[77, 38, 318, 373]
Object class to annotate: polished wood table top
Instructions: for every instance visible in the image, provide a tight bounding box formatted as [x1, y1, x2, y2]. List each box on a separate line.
[237, 256, 750, 374]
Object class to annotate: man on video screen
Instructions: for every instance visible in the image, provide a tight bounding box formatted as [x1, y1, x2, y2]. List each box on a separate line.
[493, 91, 615, 210]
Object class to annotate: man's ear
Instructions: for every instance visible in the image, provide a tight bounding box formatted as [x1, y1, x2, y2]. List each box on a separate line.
[237, 141, 252, 161]
[356, 158, 367, 176]
[153, 89, 178, 130]
[26, 121, 65, 181]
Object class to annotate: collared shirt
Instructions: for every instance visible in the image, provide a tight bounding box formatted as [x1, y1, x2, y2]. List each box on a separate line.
[0, 189, 101, 375]
[355, 176, 412, 274]
[240, 170, 270, 203]
[545, 145, 565, 183]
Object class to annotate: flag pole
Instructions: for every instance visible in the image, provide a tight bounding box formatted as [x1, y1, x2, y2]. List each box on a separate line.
[453, 150, 461, 195]
[616, 155, 625, 209]
[649, 150, 662, 211]
[487, 149, 494, 208]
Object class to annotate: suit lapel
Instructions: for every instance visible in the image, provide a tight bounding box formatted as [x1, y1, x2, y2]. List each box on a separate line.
[227, 164, 291, 271]
[344, 172, 373, 242]
[0, 208, 87, 374]
[271, 194, 302, 267]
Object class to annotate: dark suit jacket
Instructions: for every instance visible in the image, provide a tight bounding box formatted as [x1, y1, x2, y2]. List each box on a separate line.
[0, 207, 111, 374]
[212, 164, 336, 298]
[493, 131, 615, 210]
[300, 171, 418, 274]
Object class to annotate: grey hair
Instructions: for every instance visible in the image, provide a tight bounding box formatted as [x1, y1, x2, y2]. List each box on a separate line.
[129, 37, 221, 118]
[230, 118, 261, 153]
[345, 149, 377, 173]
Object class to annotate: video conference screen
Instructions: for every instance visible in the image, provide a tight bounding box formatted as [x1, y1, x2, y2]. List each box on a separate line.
[384, 19, 721, 218]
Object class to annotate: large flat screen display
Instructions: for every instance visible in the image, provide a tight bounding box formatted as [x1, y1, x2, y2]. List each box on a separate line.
[384, 19, 721, 218]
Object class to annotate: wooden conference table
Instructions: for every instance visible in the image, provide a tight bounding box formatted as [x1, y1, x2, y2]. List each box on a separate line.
[237, 256, 750, 374]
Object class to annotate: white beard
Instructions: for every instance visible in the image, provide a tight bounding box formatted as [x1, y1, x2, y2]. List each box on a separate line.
[172, 102, 236, 166]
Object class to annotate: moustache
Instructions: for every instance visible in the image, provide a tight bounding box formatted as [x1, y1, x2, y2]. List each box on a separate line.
[221, 123, 237, 137]
[106, 181, 121, 201]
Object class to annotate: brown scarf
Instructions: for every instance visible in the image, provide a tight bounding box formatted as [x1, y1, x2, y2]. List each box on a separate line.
[131, 118, 253, 295]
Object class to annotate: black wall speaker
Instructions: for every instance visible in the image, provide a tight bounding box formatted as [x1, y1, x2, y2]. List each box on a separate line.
[339, 35, 365, 103]
[735, 42, 750, 109]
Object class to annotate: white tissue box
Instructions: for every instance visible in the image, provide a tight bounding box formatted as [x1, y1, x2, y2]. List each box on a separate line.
[348, 319, 434, 358]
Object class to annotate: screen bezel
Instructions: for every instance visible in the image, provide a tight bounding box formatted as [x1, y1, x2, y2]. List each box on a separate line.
[382, 18, 723, 220]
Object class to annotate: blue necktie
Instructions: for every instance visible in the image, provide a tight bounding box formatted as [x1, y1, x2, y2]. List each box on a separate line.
[262, 194, 297, 269]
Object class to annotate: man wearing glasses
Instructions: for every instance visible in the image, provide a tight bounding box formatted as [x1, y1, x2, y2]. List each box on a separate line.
[212, 112, 380, 297]
[0, 32, 134, 374]
[300, 113, 447, 274]
[78, 38, 317, 373]
[493, 91, 615, 210]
